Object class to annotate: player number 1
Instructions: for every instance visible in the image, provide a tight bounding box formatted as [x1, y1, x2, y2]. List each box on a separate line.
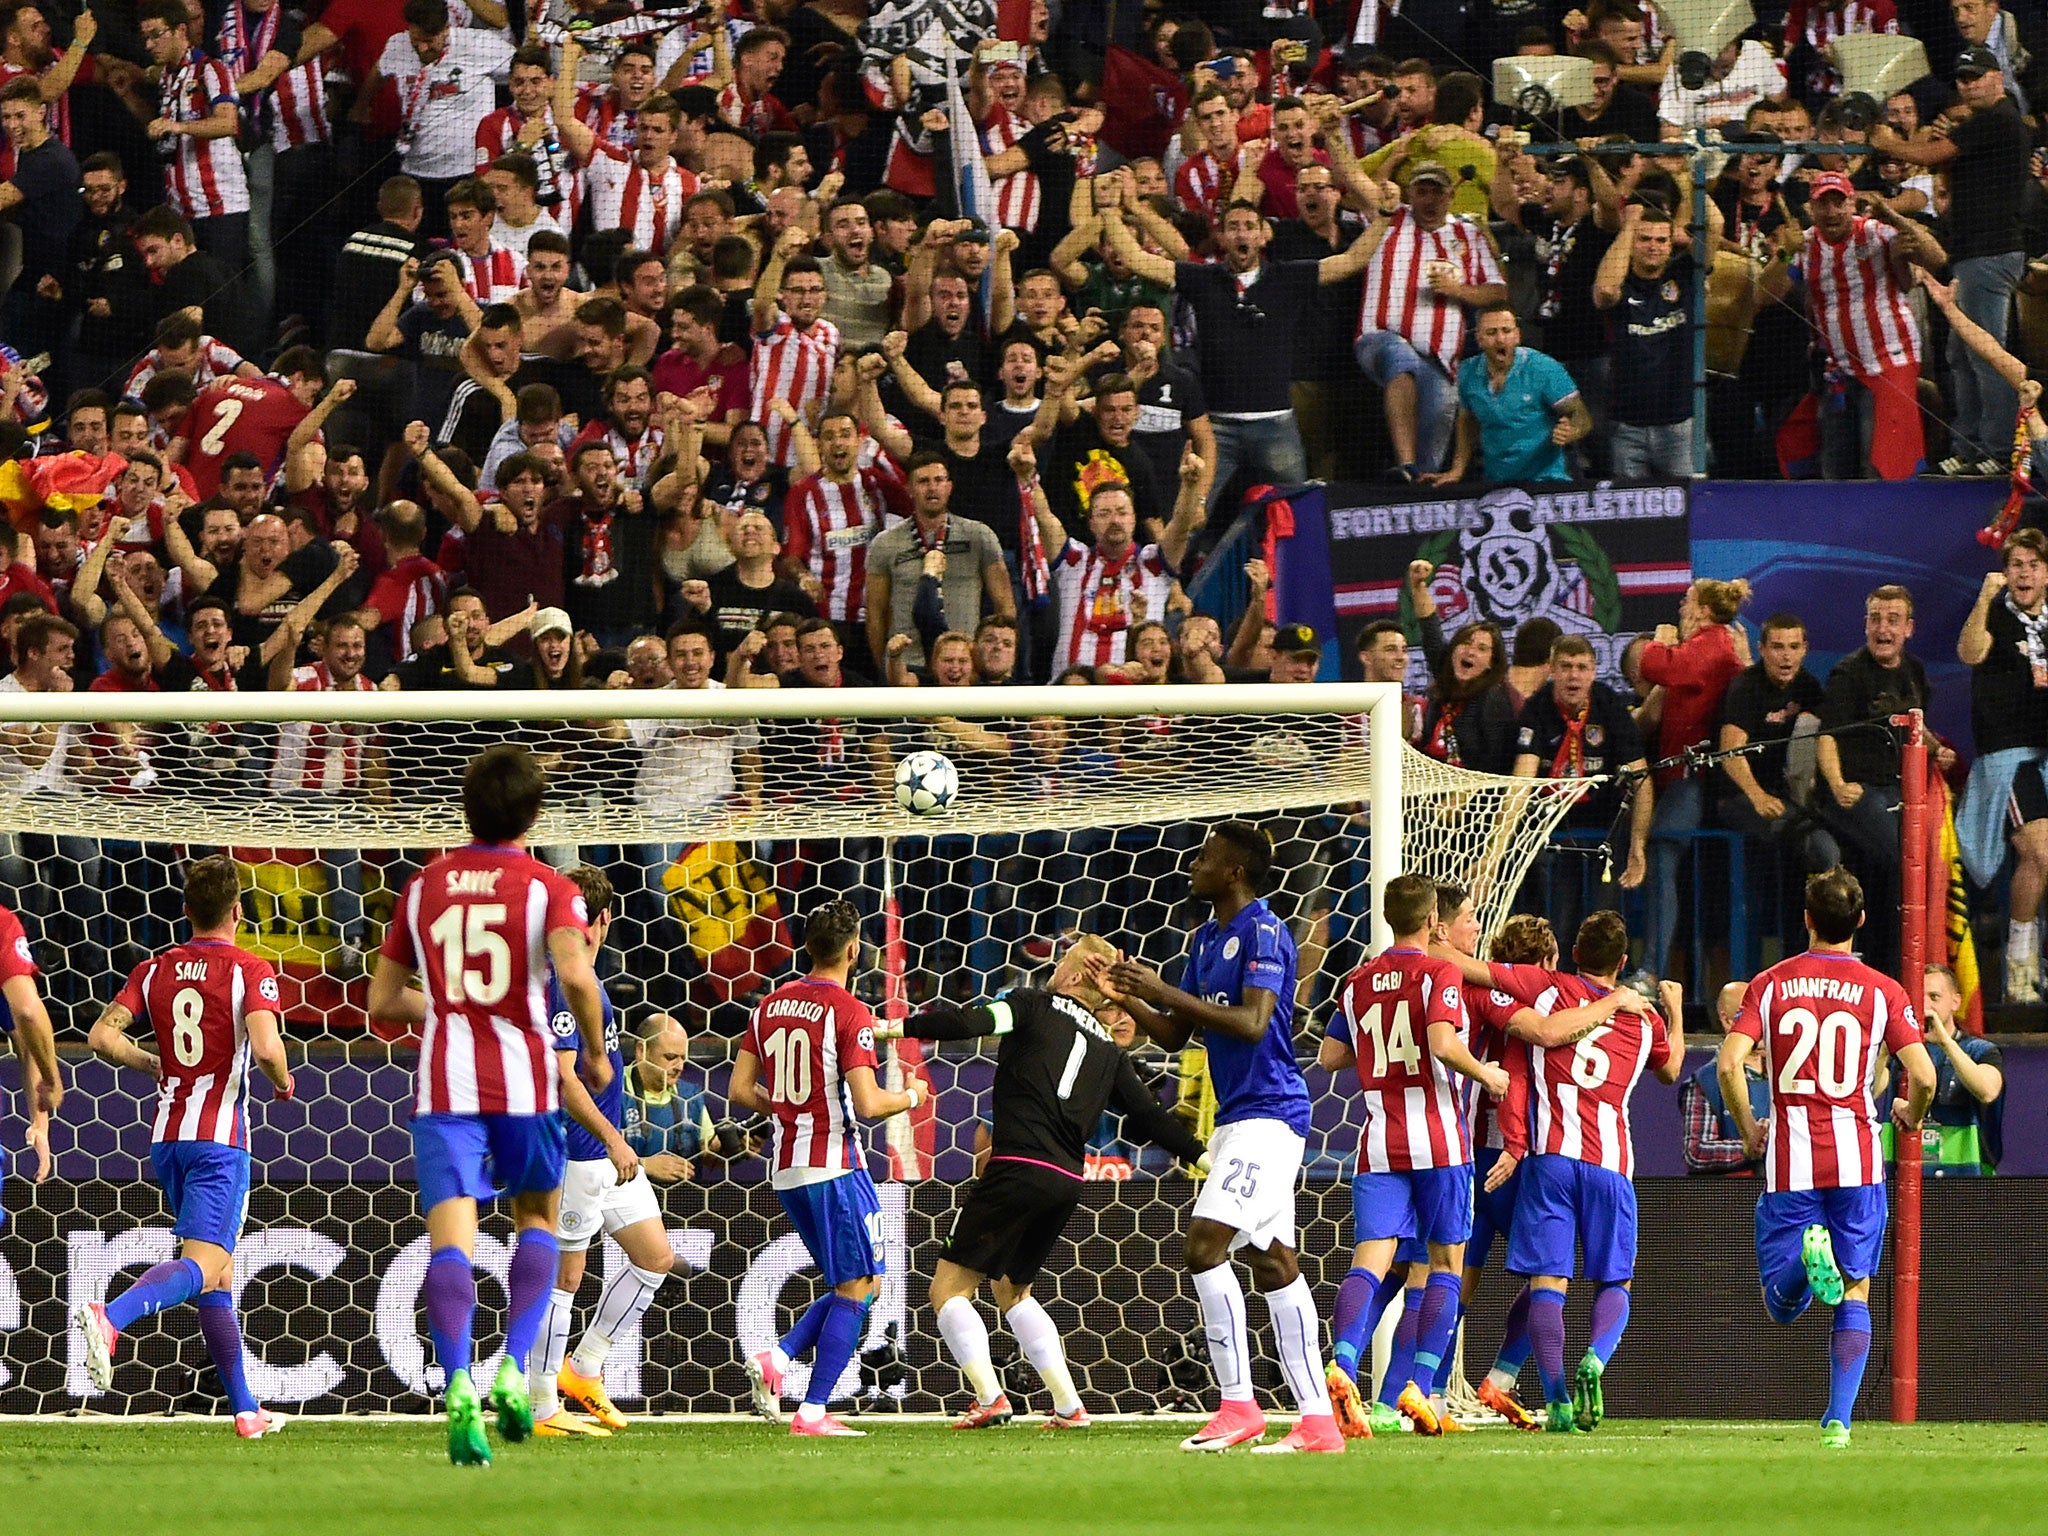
[1055, 1033, 1087, 1101]
[169, 985, 206, 1067]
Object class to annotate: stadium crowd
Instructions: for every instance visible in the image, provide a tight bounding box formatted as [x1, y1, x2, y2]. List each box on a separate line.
[0, 0, 2042, 1023]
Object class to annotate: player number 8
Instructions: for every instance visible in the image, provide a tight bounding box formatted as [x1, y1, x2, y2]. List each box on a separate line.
[170, 985, 206, 1067]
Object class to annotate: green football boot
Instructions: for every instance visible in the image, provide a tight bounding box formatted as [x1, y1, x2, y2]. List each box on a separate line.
[1545, 1399, 1584, 1435]
[1572, 1351, 1605, 1431]
[491, 1356, 534, 1444]
[1802, 1224, 1846, 1307]
[1367, 1399, 1404, 1435]
[445, 1370, 492, 1466]
[1821, 1419, 1852, 1450]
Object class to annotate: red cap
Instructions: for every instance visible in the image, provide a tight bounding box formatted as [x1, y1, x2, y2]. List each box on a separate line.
[1808, 172, 1856, 201]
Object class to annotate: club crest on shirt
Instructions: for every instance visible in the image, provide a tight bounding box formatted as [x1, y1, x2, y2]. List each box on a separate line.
[1222, 936, 1240, 959]
[1586, 724, 1605, 747]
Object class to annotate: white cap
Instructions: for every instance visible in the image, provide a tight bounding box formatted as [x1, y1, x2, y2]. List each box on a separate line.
[530, 606, 573, 639]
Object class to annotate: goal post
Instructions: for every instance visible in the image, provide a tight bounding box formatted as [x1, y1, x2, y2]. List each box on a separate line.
[0, 682, 1594, 1416]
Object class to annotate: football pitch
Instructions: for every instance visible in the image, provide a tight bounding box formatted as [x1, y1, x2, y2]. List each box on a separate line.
[2, 1419, 2043, 1535]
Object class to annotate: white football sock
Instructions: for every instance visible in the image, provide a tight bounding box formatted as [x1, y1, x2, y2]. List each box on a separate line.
[2009, 920, 2038, 966]
[1005, 1297, 1082, 1416]
[1192, 1263, 1254, 1403]
[571, 1262, 667, 1378]
[1263, 1275, 1332, 1418]
[532, 1286, 575, 1419]
[936, 1296, 1003, 1405]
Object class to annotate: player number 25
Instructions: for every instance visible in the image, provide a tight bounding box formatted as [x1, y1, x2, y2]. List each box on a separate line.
[761, 1026, 813, 1105]
[169, 985, 207, 1068]
[1774, 1006, 1859, 1098]
[1218, 1158, 1260, 1199]
[427, 903, 511, 1007]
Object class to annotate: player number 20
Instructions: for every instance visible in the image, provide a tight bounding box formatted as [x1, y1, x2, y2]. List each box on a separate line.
[427, 903, 511, 1007]
[169, 985, 206, 1067]
[762, 1026, 813, 1105]
[1356, 1000, 1423, 1078]
[1774, 1006, 1859, 1098]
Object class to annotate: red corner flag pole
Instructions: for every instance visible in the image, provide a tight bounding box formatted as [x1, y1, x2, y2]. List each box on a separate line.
[1892, 709, 1927, 1424]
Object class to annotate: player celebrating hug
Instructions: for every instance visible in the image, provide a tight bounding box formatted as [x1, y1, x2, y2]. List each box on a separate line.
[76, 856, 293, 1438]
[368, 745, 613, 1466]
[888, 935, 1208, 1430]
[733, 900, 928, 1438]
[1718, 869, 1935, 1449]
[1109, 823, 1342, 1455]
[1317, 875, 1508, 1440]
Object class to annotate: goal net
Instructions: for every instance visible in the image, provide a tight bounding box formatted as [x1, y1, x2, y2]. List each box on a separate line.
[0, 684, 1593, 1416]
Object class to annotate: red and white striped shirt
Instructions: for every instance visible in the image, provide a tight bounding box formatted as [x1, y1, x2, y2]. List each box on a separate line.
[1785, 0, 1898, 97]
[751, 311, 841, 467]
[566, 420, 666, 490]
[783, 460, 909, 621]
[382, 844, 591, 1117]
[1050, 539, 1174, 670]
[126, 337, 247, 398]
[581, 143, 696, 256]
[474, 105, 576, 216]
[452, 241, 524, 305]
[574, 84, 637, 156]
[1805, 216, 1920, 377]
[1174, 147, 1239, 226]
[745, 974, 880, 1189]
[265, 59, 331, 150]
[1331, 948, 1472, 1172]
[1358, 207, 1503, 370]
[270, 663, 378, 793]
[115, 939, 281, 1148]
[1731, 950, 1921, 1193]
[1464, 969, 1536, 1156]
[363, 553, 446, 662]
[718, 80, 794, 136]
[159, 50, 250, 221]
[980, 105, 1042, 233]
[1492, 965, 1672, 1177]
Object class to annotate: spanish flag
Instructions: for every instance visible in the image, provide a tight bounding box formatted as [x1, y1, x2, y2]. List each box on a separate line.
[1928, 772, 1986, 1034]
[0, 451, 127, 533]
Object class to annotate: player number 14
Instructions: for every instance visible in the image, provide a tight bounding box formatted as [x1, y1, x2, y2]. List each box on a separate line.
[1356, 1000, 1423, 1078]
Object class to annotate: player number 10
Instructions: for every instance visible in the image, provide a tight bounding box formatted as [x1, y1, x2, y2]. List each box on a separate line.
[762, 1026, 813, 1104]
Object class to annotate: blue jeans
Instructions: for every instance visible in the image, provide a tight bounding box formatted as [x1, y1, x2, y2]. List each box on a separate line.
[1948, 252, 2024, 459]
[1205, 413, 1308, 511]
[1612, 420, 1695, 479]
[1354, 329, 1456, 473]
[243, 143, 278, 331]
[1646, 776, 1702, 981]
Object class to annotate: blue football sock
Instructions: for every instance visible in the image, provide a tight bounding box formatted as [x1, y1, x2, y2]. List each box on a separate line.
[1827, 1301, 1872, 1428]
[1331, 1267, 1378, 1377]
[1410, 1272, 1463, 1398]
[806, 1294, 865, 1408]
[502, 1229, 560, 1372]
[780, 1293, 836, 1362]
[1377, 1287, 1424, 1407]
[1493, 1282, 1533, 1378]
[1587, 1283, 1631, 1366]
[196, 1291, 258, 1416]
[1764, 1255, 1813, 1324]
[105, 1257, 204, 1332]
[424, 1246, 476, 1385]
[1527, 1288, 1569, 1406]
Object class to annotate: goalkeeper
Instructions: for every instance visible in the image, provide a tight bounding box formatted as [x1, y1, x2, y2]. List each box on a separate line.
[880, 935, 1207, 1429]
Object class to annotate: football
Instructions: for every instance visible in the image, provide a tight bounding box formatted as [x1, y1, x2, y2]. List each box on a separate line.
[894, 750, 959, 815]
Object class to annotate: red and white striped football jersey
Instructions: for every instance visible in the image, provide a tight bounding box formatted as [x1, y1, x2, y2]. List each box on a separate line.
[1358, 208, 1503, 370]
[1785, 0, 1897, 95]
[581, 143, 696, 256]
[159, 50, 251, 221]
[475, 105, 577, 217]
[1804, 217, 1920, 377]
[363, 553, 447, 662]
[566, 420, 667, 490]
[382, 845, 591, 1117]
[980, 105, 1042, 233]
[126, 337, 247, 398]
[115, 939, 282, 1148]
[1463, 975, 1532, 1156]
[574, 84, 637, 156]
[1731, 949, 1922, 1193]
[452, 242, 525, 305]
[783, 460, 909, 621]
[1049, 539, 1174, 670]
[265, 58, 331, 150]
[269, 663, 378, 793]
[745, 974, 881, 1189]
[1330, 947, 1472, 1172]
[1491, 964, 1672, 1177]
[717, 80, 794, 136]
[750, 311, 841, 467]
[0, 902, 37, 994]
[1173, 147, 1238, 226]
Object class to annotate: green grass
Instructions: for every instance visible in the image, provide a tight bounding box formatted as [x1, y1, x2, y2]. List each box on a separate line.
[2, 1420, 2044, 1535]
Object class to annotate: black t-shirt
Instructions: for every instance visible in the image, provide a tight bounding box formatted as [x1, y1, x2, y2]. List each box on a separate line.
[700, 565, 816, 654]
[1045, 421, 1167, 539]
[1522, 209, 1614, 364]
[399, 304, 474, 430]
[157, 250, 255, 358]
[1820, 648, 1931, 788]
[329, 218, 426, 352]
[509, 358, 604, 431]
[1173, 258, 1324, 414]
[1514, 681, 1645, 828]
[1608, 252, 1695, 427]
[702, 465, 789, 537]
[152, 654, 269, 791]
[1711, 182, 1808, 395]
[921, 438, 1021, 556]
[903, 986, 1205, 1175]
[10, 138, 81, 287]
[1125, 362, 1206, 493]
[1564, 85, 1660, 145]
[1719, 663, 1825, 800]
[1970, 598, 2048, 754]
[1268, 213, 1367, 381]
[1948, 97, 2031, 261]
[901, 321, 994, 429]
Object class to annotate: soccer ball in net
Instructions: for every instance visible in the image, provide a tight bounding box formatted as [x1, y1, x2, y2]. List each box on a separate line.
[894, 750, 959, 815]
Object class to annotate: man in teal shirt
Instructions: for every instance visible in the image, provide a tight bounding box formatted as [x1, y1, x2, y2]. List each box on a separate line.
[1427, 305, 1590, 486]
[622, 1012, 718, 1182]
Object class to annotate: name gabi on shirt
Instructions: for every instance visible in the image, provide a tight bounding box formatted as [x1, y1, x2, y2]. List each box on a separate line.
[445, 869, 504, 896]
[1778, 976, 1868, 1005]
